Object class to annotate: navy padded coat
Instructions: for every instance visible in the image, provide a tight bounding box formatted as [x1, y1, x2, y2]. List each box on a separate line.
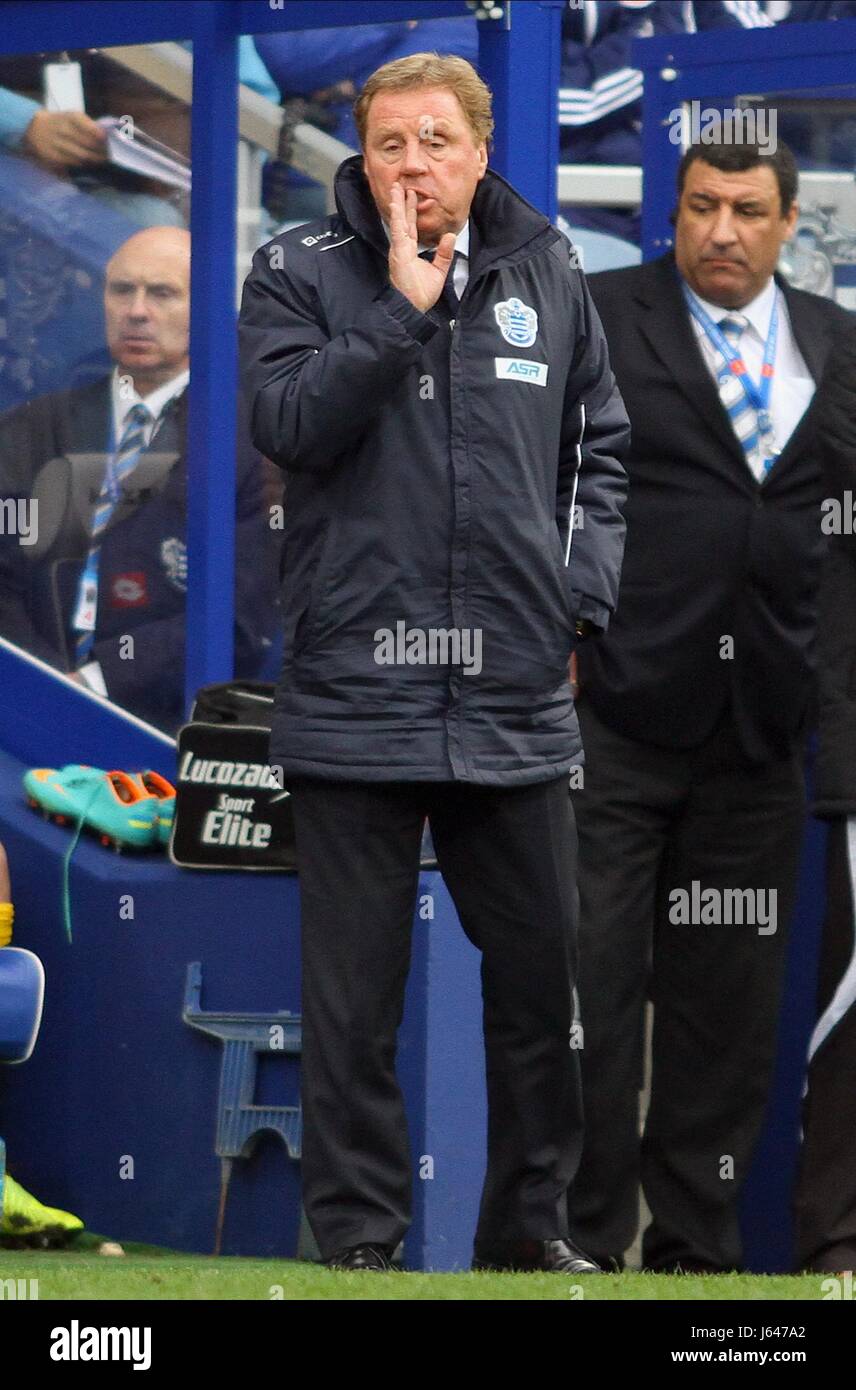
[239, 155, 629, 785]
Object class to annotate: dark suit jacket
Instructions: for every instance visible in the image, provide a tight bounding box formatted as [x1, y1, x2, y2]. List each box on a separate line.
[0, 377, 278, 731]
[812, 319, 856, 815]
[580, 251, 853, 763]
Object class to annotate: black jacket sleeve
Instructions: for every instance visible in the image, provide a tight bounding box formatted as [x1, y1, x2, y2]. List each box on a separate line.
[238, 241, 440, 473]
[812, 319, 856, 817]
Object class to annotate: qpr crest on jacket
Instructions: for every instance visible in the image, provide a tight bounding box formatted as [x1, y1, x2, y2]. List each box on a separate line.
[494, 296, 539, 348]
[160, 537, 187, 592]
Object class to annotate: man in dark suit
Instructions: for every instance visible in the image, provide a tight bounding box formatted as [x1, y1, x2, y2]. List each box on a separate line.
[0, 227, 276, 731]
[568, 140, 852, 1272]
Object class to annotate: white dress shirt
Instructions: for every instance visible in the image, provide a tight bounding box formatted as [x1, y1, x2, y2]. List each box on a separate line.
[110, 365, 190, 448]
[686, 276, 815, 482]
[382, 218, 470, 300]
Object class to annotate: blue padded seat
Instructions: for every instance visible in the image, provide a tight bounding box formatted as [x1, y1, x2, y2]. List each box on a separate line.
[0, 948, 44, 1064]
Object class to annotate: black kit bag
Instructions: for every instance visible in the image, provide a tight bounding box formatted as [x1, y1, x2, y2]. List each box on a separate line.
[169, 680, 439, 871]
[170, 681, 297, 871]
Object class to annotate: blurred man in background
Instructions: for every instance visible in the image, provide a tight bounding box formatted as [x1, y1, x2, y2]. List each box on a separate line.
[0, 226, 276, 730]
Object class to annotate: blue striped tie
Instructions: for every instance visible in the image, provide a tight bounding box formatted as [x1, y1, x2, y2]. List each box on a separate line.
[75, 402, 151, 665]
[715, 314, 762, 465]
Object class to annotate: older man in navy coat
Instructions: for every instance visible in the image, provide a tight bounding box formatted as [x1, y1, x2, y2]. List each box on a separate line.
[240, 53, 629, 1273]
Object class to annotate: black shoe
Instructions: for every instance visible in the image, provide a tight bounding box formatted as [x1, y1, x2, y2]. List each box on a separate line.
[326, 1243, 395, 1271]
[473, 1238, 601, 1274]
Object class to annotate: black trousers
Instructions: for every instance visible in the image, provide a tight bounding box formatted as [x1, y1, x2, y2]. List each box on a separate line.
[288, 774, 582, 1262]
[794, 817, 856, 1272]
[568, 695, 806, 1272]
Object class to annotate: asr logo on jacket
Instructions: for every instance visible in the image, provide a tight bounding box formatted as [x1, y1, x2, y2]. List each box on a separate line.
[494, 297, 538, 348]
[495, 358, 548, 387]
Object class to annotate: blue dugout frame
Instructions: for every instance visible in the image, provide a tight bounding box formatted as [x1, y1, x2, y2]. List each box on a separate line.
[636, 17, 856, 260]
[3, 0, 851, 1272]
[0, 0, 564, 722]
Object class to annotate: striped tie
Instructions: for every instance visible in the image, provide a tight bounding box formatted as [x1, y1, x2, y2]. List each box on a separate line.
[713, 314, 763, 472]
[74, 402, 151, 665]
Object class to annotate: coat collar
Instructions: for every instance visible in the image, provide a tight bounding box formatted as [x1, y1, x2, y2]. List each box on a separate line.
[333, 154, 562, 280]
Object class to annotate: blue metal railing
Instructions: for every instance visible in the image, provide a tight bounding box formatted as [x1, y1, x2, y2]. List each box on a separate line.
[636, 17, 856, 260]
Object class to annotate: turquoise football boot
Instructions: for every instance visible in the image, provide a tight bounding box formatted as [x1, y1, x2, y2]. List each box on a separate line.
[130, 771, 176, 848]
[24, 766, 158, 850]
[23, 764, 103, 824]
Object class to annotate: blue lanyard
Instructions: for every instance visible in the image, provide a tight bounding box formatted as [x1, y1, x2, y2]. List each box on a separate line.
[103, 413, 121, 504]
[73, 415, 120, 631]
[682, 284, 778, 439]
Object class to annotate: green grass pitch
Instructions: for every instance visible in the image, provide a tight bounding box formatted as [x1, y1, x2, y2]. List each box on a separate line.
[0, 1249, 832, 1300]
